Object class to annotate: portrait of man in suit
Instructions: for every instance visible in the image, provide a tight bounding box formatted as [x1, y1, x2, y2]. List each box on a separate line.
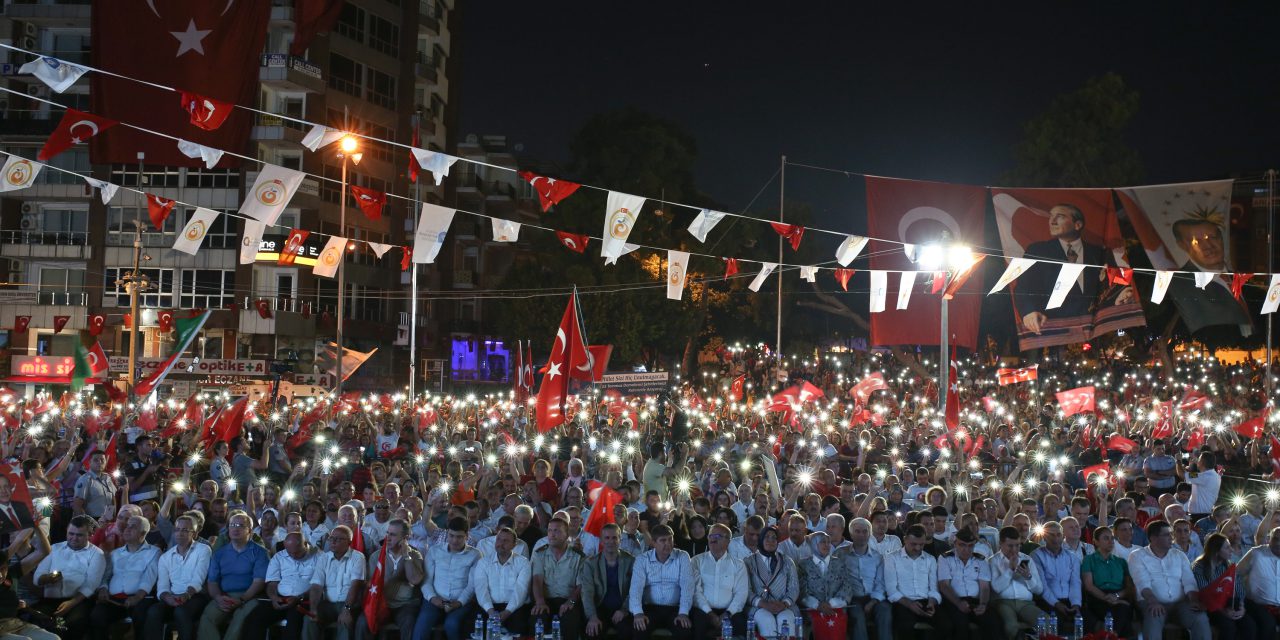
[1165, 217, 1252, 336]
[0, 473, 36, 534]
[1014, 204, 1109, 334]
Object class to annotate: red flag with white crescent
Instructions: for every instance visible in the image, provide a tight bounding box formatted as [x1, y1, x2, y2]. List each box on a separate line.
[52, 316, 70, 334]
[555, 231, 589, 254]
[88, 314, 105, 336]
[997, 365, 1038, 385]
[536, 292, 590, 433]
[518, 171, 581, 212]
[13, 317, 29, 333]
[38, 108, 116, 162]
[1056, 386, 1096, 417]
[278, 228, 310, 266]
[363, 542, 390, 633]
[350, 185, 385, 221]
[179, 91, 232, 131]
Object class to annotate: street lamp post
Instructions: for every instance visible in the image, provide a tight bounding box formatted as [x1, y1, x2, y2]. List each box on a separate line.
[916, 232, 972, 415]
[335, 136, 361, 397]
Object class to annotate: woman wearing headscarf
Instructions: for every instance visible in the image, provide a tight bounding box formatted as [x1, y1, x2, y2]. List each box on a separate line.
[798, 531, 852, 616]
[745, 526, 799, 638]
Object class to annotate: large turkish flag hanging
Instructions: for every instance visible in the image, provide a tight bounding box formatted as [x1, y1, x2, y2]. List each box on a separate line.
[865, 177, 987, 349]
[90, 0, 271, 166]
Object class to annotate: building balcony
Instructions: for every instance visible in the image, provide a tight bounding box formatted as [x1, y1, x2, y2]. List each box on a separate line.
[237, 296, 316, 336]
[0, 230, 92, 260]
[259, 54, 324, 93]
[452, 269, 473, 288]
[5, 1, 90, 27]
[415, 60, 438, 83]
[269, 0, 294, 24]
[418, 0, 441, 34]
[0, 289, 88, 332]
[251, 113, 306, 147]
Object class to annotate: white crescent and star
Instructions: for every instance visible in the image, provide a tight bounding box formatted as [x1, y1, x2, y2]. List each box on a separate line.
[171, 19, 212, 57]
[69, 120, 99, 144]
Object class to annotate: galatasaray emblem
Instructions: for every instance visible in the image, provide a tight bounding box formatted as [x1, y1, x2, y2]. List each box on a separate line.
[184, 220, 207, 242]
[320, 247, 341, 267]
[255, 179, 288, 207]
[5, 160, 33, 187]
[610, 208, 635, 240]
[668, 263, 684, 286]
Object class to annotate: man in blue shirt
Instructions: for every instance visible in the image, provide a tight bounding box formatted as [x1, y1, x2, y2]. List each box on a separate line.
[1032, 521, 1081, 637]
[196, 510, 268, 640]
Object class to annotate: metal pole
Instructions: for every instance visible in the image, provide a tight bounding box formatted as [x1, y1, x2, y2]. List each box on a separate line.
[939, 296, 949, 415]
[127, 153, 144, 401]
[1268, 169, 1276, 401]
[336, 154, 347, 397]
[777, 155, 785, 367]
[409, 149, 421, 398]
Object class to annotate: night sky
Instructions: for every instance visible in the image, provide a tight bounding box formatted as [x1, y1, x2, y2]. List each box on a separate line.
[459, 3, 1280, 226]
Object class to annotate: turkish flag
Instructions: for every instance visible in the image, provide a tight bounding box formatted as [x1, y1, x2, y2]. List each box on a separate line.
[158, 310, 174, 333]
[147, 194, 176, 230]
[291, 0, 345, 56]
[1269, 435, 1280, 477]
[1233, 414, 1267, 439]
[1080, 462, 1113, 486]
[536, 293, 590, 433]
[1231, 273, 1253, 300]
[834, 268, 855, 291]
[179, 91, 232, 131]
[351, 185, 385, 220]
[38, 108, 116, 162]
[122, 313, 132, 329]
[1180, 389, 1210, 412]
[567, 345, 612, 383]
[88, 314, 105, 336]
[279, 228, 310, 266]
[208, 396, 253, 445]
[138, 404, 159, 432]
[519, 171, 581, 212]
[407, 118, 420, 183]
[584, 480, 623, 536]
[160, 394, 202, 439]
[1106, 266, 1134, 286]
[1, 462, 37, 524]
[288, 401, 329, 453]
[1185, 428, 1206, 451]
[770, 222, 805, 251]
[1199, 564, 1236, 612]
[363, 542, 391, 634]
[1056, 386, 1095, 417]
[723, 258, 739, 279]
[1106, 435, 1139, 454]
[807, 610, 847, 640]
[255, 299, 273, 319]
[523, 343, 535, 391]
[729, 374, 746, 402]
[555, 231, 589, 254]
[997, 365, 1038, 385]
[850, 372, 889, 403]
[13, 316, 29, 333]
[866, 177, 986, 349]
[52, 316, 70, 334]
[90, 0, 271, 166]
[1151, 401, 1173, 440]
[400, 246, 413, 271]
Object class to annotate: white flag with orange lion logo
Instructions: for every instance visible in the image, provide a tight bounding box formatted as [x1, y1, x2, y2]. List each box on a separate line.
[239, 164, 305, 226]
[667, 250, 689, 300]
[0, 155, 41, 192]
[312, 235, 347, 278]
[173, 207, 220, 255]
[601, 191, 646, 260]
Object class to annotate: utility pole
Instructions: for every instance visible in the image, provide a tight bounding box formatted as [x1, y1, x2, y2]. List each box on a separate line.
[124, 152, 148, 401]
[777, 155, 785, 372]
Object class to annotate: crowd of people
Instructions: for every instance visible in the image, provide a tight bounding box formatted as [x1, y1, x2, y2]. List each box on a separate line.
[0, 344, 1278, 640]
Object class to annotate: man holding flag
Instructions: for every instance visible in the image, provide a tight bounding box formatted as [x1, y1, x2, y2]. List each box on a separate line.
[357, 519, 423, 640]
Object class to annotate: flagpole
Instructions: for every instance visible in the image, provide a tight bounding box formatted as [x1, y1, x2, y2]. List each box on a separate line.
[1267, 168, 1276, 402]
[409, 113, 421, 399]
[126, 152, 145, 403]
[777, 155, 785, 369]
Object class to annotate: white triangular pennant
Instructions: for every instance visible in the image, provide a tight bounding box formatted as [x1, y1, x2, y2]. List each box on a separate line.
[411, 148, 459, 186]
[84, 177, 118, 204]
[869, 271, 888, 313]
[1194, 272, 1214, 289]
[1264, 275, 1280, 315]
[300, 125, 343, 152]
[491, 218, 521, 243]
[312, 236, 346, 278]
[368, 242, 393, 259]
[688, 209, 727, 243]
[601, 191, 646, 260]
[667, 250, 689, 300]
[19, 57, 87, 93]
[749, 263, 778, 292]
[1047, 263, 1088, 310]
[1151, 271, 1174, 304]
[240, 220, 266, 265]
[176, 139, 224, 169]
[903, 244, 917, 261]
[239, 164, 306, 226]
[603, 243, 639, 266]
[835, 235, 868, 267]
[413, 203, 455, 264]
[990, 258, 1036, 295]
[800, 266, 818, 283]
[0, 155, 42, 192]
[896, 271, 917, 310]
[173, 208, 219, 255]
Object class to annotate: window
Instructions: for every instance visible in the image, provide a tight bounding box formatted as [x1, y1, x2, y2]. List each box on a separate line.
[366, 68, 397, 110]
[334, 4, 366, 43]
[108, 206, 178, 245]
[51, 33, 89, 65]
[104, 268, 174, 308]
[39, 149, 89, 185]
[109, 166, 180, 188]
[319, 163, 342, 203]
[367, 123, 396, 163]
[368, 15, 399, 57]
[430, 94, 445, 119]
[184, 168, 240, 189]
[179, 269, 235, 309]
[275, 273, 295, 299]
[328, 54, 362, 97]
[38, 268, 85, 305]
[40, 209, 87, 234]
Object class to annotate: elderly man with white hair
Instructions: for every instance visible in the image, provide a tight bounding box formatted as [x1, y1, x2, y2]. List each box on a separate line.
[88, 515, 160, 640]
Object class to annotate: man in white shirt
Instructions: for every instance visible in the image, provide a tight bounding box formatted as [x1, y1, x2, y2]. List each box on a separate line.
[776, 514, 811, 565]
[32, 515, 105, 639]
[361, 498, 394, 549]
[145, 515, 212, 640]
[690, 524, 749, 640]
[989, 526, 1043, 640]
[413, 518, 481, 640]
[935, 529, 1002, 640]
[472, 527, 532, 635]
[87, 515, 160, 640]
[628, 524, 694, 640]
[728, 516, 763, 561]
[842, 518, 892, 640]
[1177, 451, 1221, 520]
[1236, 526, 1280, 613]
[867, 511, 902, 557]
[883, 524, 940, 640]
[1127, 521, 1210, 640]
[307, 524, 367, 640]
[244, 531, 318, 640]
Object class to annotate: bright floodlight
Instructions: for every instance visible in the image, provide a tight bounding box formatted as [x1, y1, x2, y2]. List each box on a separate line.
[917, 244, 945, 270]
[340, 135, 358, 154]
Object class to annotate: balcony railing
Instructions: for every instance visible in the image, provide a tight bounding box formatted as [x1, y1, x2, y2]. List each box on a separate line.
[36, 290, 87, 305]
[1, 230, 88, 246]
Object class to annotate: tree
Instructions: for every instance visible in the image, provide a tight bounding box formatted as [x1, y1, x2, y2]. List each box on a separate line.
[1003, 73, 1142, 188]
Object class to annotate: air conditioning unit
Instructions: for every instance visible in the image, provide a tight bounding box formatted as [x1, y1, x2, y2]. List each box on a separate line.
[7, 260, 21, 273]
[20, 203, 35, 214]
[25, 84, 45, 97]
[20, 212, 41, 229]
[23, 23, 38, 38]
[19, 36, 36, 52]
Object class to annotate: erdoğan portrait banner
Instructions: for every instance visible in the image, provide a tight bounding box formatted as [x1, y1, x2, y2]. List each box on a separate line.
[991, 188, 1145, 351]
[90, 0, 271, 166]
